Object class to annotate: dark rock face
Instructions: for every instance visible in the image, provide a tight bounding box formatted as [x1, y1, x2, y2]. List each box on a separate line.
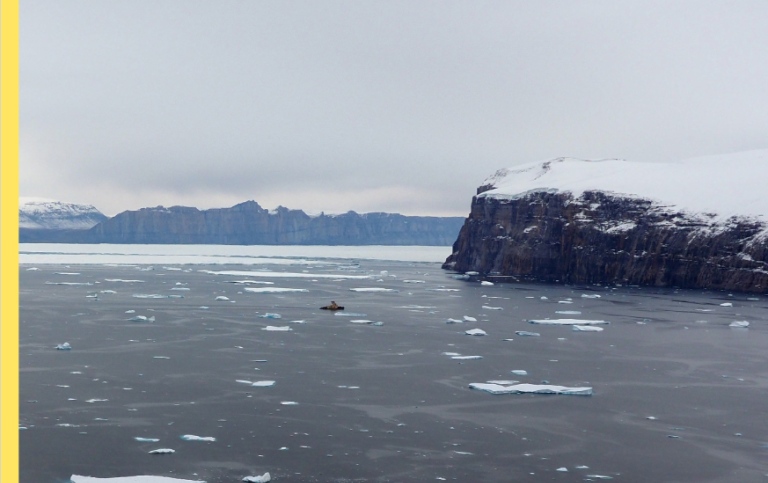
[81, 201, 464, 246]
[443, 191, 768, 293]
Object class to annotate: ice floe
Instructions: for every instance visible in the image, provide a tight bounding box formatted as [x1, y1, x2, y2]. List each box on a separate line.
[720, 302, 733, 307]
[259, 313, 282, 319]
[148, 448, 175, 454]
[445, 318, 464, 324]
[349, 288, 398, 292]
[469, 382, 592, 396]
[556, 310, 582, 315]
[250, 381, 276, 387]
[515, 331, 540, 337]
[128, 315, 155, 322]
[55, 342, 72, 350]
[215, 296, 230, 301]
[133, 294, 183, 299]
[481, 305, 503, 310]
[70, 476, 203, 483]
[581, 294, 602, 299]
[511, 370, 528, 376]
[451, 355, 483, 360]
[203, 270, 371, 279]
[465, 329, 487, 336]
[134, 437, 160, 442]
[528, 319, 609, 325]
[242, 473, 271, 483]
[245, 287, 308, 293]
[104, 279, 145, 283]
[262, 326, 292, 331]
[180, 434, 216, 442]
[463, 316, 477, 322]
[729, 321, 750, 328]
[572, 325, 604, 332]
[481, 281, 494, 286]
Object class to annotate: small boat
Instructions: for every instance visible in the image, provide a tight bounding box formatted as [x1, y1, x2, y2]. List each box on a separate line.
[320, 301, 344, 311]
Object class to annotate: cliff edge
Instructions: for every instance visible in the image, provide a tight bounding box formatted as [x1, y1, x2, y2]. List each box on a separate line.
[443, 152, 768, 293]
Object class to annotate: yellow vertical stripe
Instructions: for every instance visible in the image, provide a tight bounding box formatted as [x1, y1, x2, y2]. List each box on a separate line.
[1, 0, 20, 481]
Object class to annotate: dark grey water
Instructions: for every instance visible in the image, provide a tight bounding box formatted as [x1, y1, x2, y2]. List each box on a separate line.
[19, 260, 768, 482]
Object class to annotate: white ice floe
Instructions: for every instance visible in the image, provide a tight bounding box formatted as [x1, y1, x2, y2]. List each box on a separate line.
[46, 281, 94, 286]
[511, 370, 528, 376]
[203, 270, 370, 279]
[720, 302, 733, 307]
[465, 329, 487, 336]
[251, 381, 276, 387]
[431, 288, 460, 292]
[469, 382, 593, 396]
[224, 280, 275, 285]
[445, 318, 464, 324]
[215, 296, 230, 301]
[729, 321, 750, 328]
[134, 437, 160, 442]
[259, 313, 282, 319]
[487, 380, 518, 385]
[350, 319, 374, 324]
[85, 399, 109, 403]
[402, 280, 426, 283]
[463, 316, 477, 322]
[528, 319, 608, 325]
[129, 315, 155, 322]
[556, 310, 582, 315]
[148, 448, 175, 454]
[557, 300, 573, 304]
[104, 279, 145, 283]
[71, 476, 203, 483]
[180, 435, 216, 442]
[56, 342, 72, 350]
[572, 325, 604, 332]
[281, 401, 299, 405]
[349, 287, 398, 292]
[482, 305, 503, 310]
[242, 473, 271, 483]
[581, 294, 602, 299]
[133, 294, 183, 299]
[515, 331, 540, 337]
[262, 326, 292, 331]
[245, 287, 308, 293]
[451, 355, 483, 360]
[481, 281, 494, 286]
[442, 352, 462, 356]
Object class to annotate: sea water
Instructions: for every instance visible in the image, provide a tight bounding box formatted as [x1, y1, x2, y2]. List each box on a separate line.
[19, 244, 768, 482]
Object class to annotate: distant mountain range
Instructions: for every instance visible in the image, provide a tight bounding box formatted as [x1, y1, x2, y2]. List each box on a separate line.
[19, 199, 464, 246]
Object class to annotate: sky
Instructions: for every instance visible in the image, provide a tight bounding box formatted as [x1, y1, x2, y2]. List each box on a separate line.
[19, 1, 768, 217]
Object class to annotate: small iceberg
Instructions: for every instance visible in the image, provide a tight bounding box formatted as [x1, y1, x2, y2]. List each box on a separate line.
[480, 281, 494, 286]
[572, 325, 604, 332]
[465, 328, 487, 336]
[259, 313, 282, 319]
[528, 319, 608, 325]
[262, 326, 292, 331]
[242, 473, 271, 483]
[720, 302, 733, 307]
[215, 296, 230, 301]
[71, 476, 203, 483]
[148, 448, 175, 454]
[245, 287, 308, 293]
[55, 342, 72, 350]
[515, 331, 540, 337]
[481, 305, 503, 310]
[729, 321, 749, 328]
[180, 434, 216, 442]
[511, 370, 528, 376]
[463, 316, 477, 322]
[451, 355, 483, 360]
[445, 318, 464, 324]
[251, 380, 276, 387]
[581, 294, 602, 299]
[134, 437, 160, 442]
[128, 315, 155, 322]
[469, 382, 592, 396]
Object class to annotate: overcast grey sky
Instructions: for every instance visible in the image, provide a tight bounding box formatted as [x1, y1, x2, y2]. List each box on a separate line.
[20, 1, 768, 217]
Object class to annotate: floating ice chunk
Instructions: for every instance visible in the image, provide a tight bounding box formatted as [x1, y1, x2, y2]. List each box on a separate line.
[529, 319, 608, 325]
[371, 321, 384, 326]
[556, 467, 568, 472]
[729, 321, 749, 328]
[100, 290, 117, 294]
[215, 296, 230, 301]
[224, 280, 274, 285]
[71, 476, 204, 483]
[134, 437, 160, 442]
[442, 352, 462, 356]
[445, 318, 464, 324]
[469, 383, 592, 396]
[55, 342, 72, 350]
[403, 280, 426, 283]
[515, 331, 540, 337]
[26, 267, 39, 271]
[170, 287, 190, 291]
[333, 312, 367, 317]
[511, 370, 528, 376]
[133, 294, 183, 299]
[487, 380, 518, 385]
[463, 316, 477, 322]
[431, 288, 460, 292]
[451, 355, 483, 360]
[452, 274, 470, 280]
[242, 473, 271, 483]
[251, 381, 276, 387]
[55, 272, 81, 275]
[129, 315, 155, 322]
[586, 476, 613, 480]
[556, 310, 582, 315]
[349, 287, 398, 292]
[281, 401, 299, 405]
[262, 326, 291, 331]
[105, 279, 145, 283]
[581, 294, 602, 299]
[720, 302, 733, 307]
[465, 329, 487, 336]
[153, 356, 170, 360]
[126, 310, 136, 313]
[148, 448, 175, 454]
[350, 319, 374, 324]
[465, 271, 479, 275]
[557, 300, 573, 304]
[180, 434, 216, 442]
[85, 399, 109, 403]
[259, 313, 282, 319]
[203, 270, 370, 279]
[572, 325, 604, 332]
[482, 305, 503, 310]
[481, 281, 494, 286]
[245, 287, 308, 293]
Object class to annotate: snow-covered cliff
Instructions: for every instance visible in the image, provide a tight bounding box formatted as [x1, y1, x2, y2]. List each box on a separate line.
[19, 197, 108, 230]
[444, 151, 768, 292]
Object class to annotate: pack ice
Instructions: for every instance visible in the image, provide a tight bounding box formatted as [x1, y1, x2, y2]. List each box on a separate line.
[70, 476, 204, 483]
[469, 383, 593, 396]
[528, 319, 609, 325]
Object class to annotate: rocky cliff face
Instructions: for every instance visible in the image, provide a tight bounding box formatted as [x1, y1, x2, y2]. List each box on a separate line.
[82, 201, 463, 245]
[443, 157, 768, 293]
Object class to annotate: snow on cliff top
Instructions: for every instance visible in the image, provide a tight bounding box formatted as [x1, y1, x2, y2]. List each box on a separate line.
[479, 150, 768, 222]
[19, 197, 106, 229]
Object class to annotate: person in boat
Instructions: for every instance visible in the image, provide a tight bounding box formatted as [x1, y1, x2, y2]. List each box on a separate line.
[321, 301, 343, 310]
